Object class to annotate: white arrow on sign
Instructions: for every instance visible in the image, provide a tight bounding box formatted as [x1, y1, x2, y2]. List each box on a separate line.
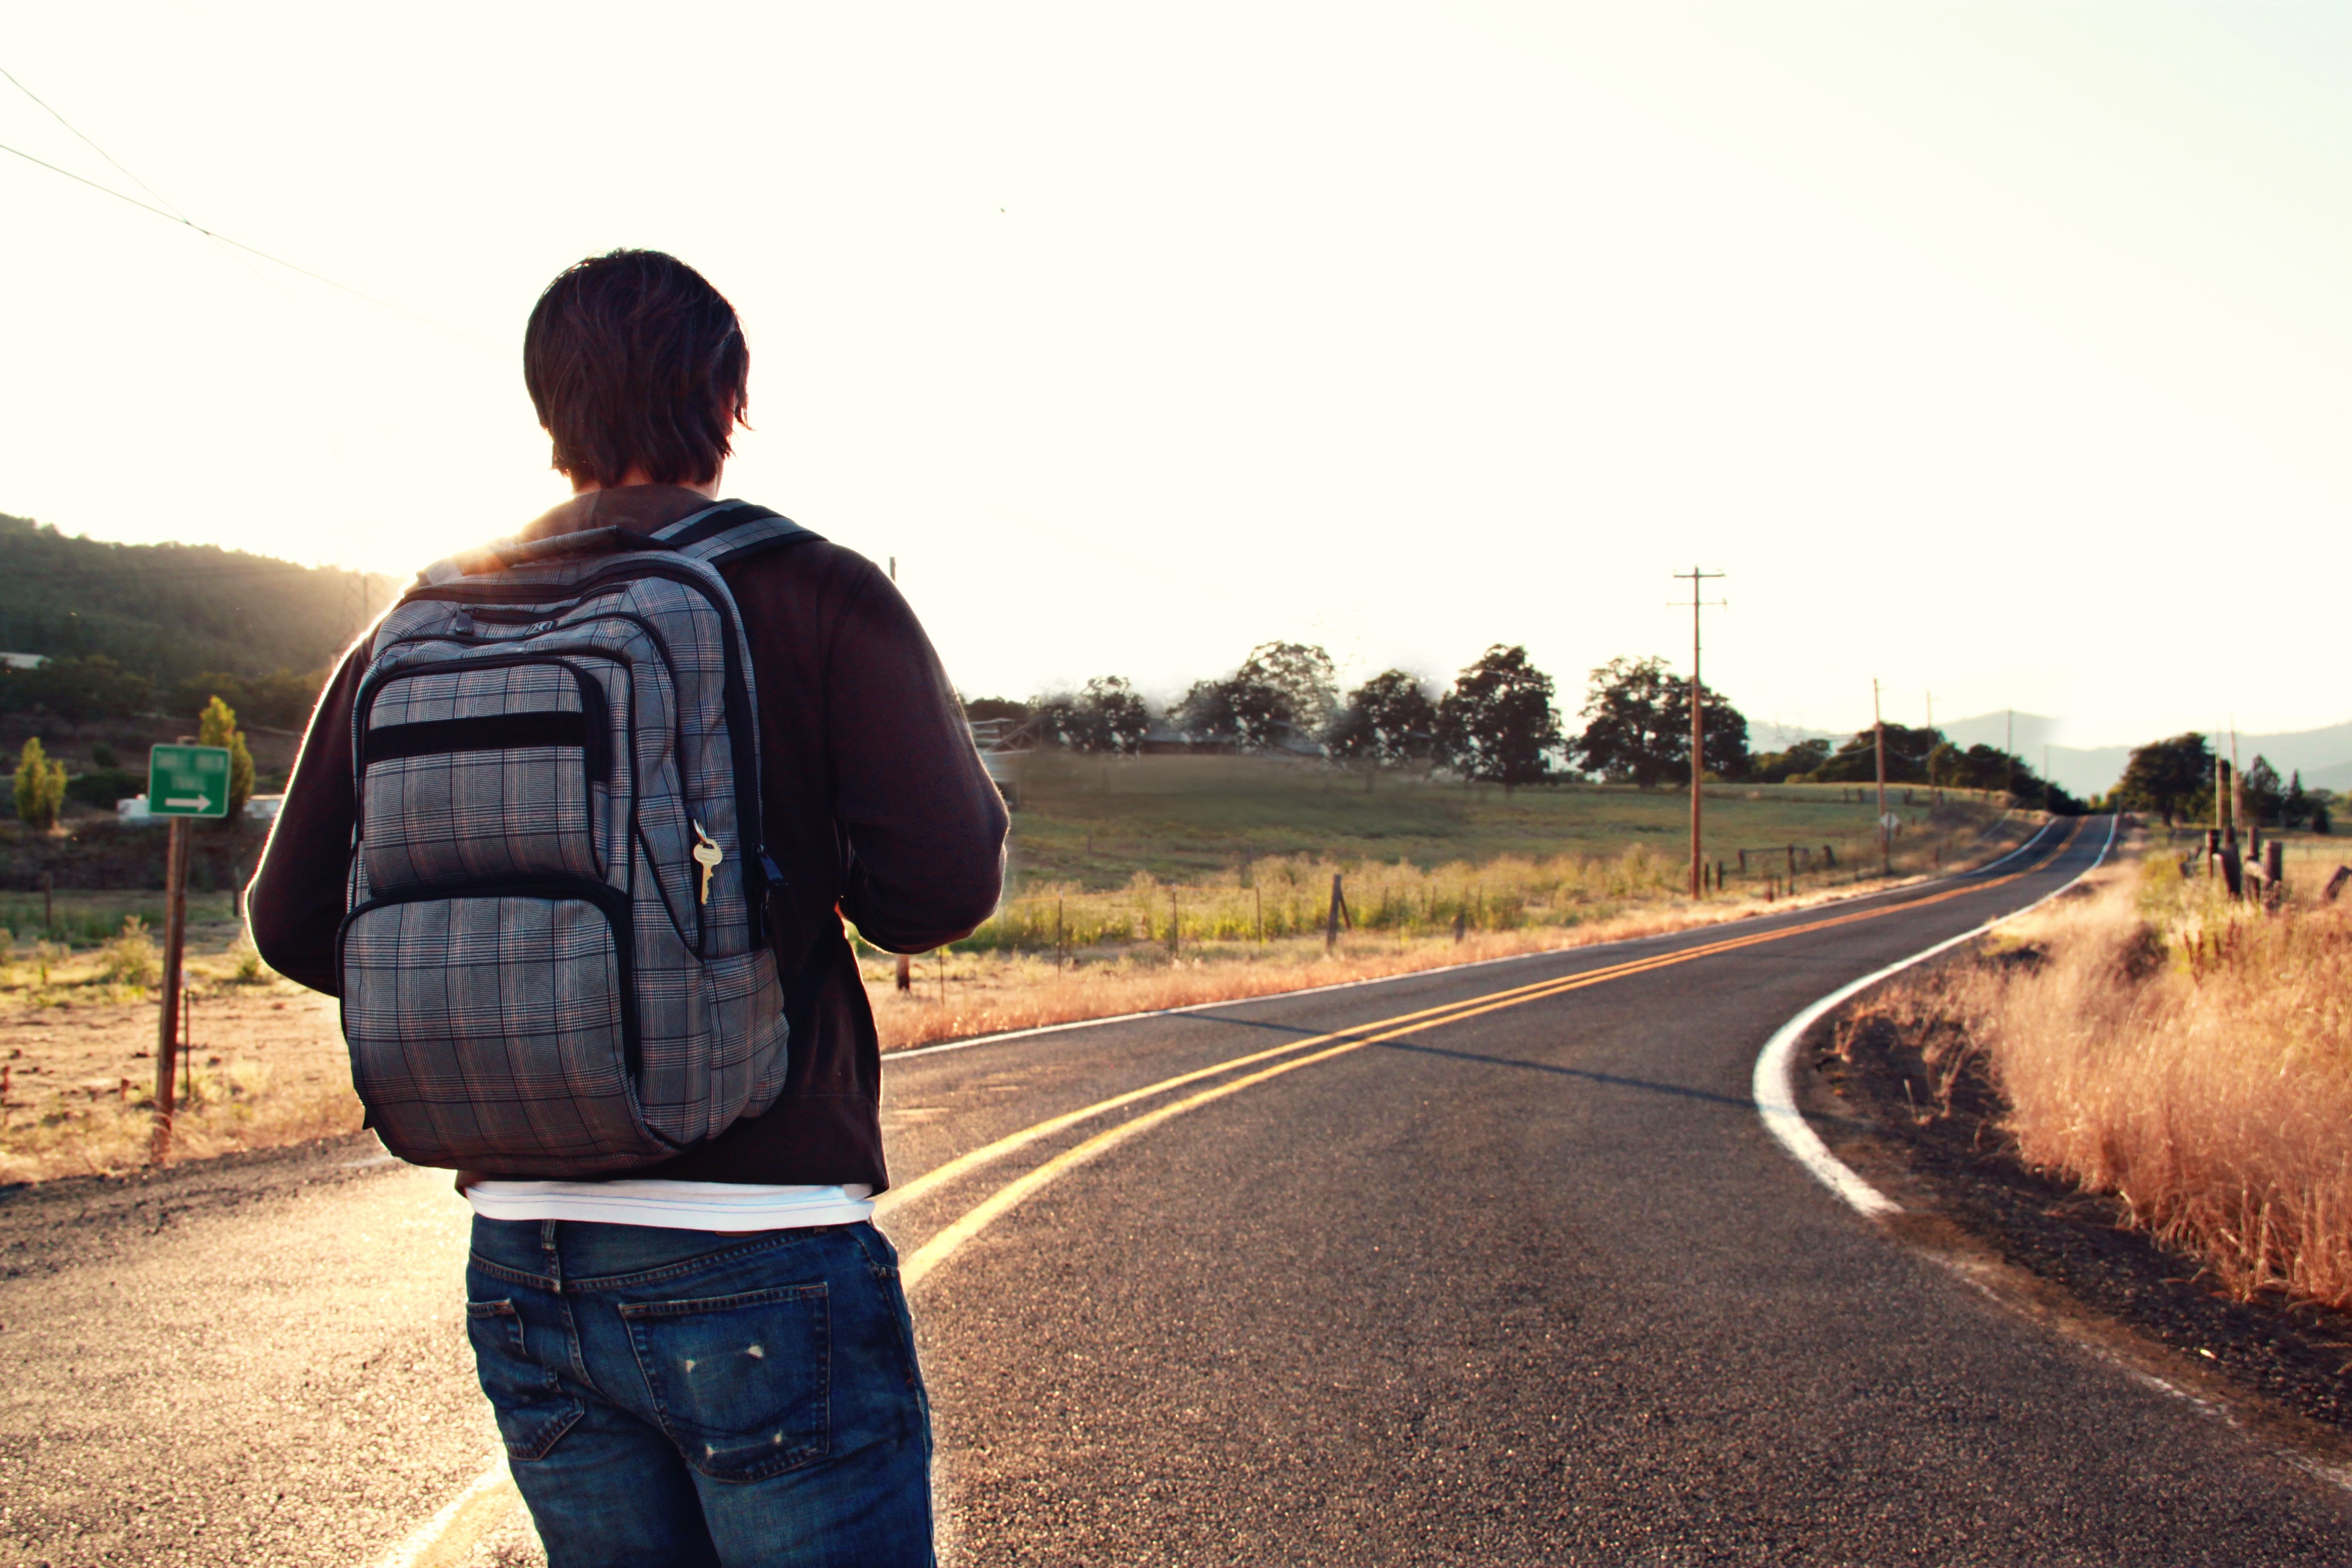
[165, 797, 208, 808]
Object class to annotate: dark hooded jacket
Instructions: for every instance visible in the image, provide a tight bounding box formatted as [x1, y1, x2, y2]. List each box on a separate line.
[248, 485, 1008, 1189]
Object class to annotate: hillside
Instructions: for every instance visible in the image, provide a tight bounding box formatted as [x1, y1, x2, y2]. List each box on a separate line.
[0, 512, 395, 684]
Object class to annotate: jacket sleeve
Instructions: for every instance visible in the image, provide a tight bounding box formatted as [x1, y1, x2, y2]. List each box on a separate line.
[825, 565, 1008, 952]
[247, 646, 366, 994]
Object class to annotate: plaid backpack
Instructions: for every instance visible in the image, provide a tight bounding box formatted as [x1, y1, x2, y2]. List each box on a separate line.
[338, 501, 814, 1176]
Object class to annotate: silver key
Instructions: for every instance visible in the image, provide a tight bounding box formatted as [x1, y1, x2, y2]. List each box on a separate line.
[690, 823, 723, 904]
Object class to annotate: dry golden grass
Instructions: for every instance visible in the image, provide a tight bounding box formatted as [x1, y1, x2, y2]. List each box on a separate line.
[1860, 849, 2352, 1309]
[863, 833, 2021, 1053]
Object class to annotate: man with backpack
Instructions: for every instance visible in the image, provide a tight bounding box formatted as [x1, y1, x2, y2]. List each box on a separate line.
[250, 249, 1007, 1567]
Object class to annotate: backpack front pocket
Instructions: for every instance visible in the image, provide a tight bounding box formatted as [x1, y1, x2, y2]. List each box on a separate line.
[358, 659, 614, 894]
[339, 885, 671, 1174]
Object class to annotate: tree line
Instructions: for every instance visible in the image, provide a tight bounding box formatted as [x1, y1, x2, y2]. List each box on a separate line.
[2111, 733, 2335, 833]
[976, 641, 1570, 786]
[974, 644, 2079, 806]
[0, 657, 324, 731]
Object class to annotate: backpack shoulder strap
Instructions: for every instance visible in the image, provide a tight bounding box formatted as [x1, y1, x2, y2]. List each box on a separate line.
[649, 500, 823, 570]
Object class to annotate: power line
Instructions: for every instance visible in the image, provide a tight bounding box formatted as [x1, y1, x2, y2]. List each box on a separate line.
[0, 61, 260, 282]
[0, 134, 494, 351]
[2, 63, 195, 224]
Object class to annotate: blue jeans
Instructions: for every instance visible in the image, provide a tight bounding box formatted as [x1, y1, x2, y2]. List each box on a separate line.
[465, 1218, 934, 1568]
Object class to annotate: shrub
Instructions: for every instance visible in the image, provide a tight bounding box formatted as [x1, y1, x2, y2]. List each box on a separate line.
[98, 915, 160, 988]
[12, 737, 64, 828]
[196, 695, 255, 821]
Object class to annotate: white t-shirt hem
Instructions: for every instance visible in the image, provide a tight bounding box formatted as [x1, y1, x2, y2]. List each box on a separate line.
[463, 1179, 875, 1232]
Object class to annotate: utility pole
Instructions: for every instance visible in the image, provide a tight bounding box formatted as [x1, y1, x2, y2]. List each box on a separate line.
[1672, 566, 1727, 898]
[1924, 690, 1937, 801]
[2214, 730, 2227, 846]
[1873, 679, 1890, 876]
[2229, 724, 2244, 852]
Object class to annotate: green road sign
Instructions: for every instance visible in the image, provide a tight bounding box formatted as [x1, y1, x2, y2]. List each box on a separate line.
[148, 744, 232, 818]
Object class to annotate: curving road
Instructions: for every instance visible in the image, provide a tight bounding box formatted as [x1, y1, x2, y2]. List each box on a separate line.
[8, 817, 2352, 1565]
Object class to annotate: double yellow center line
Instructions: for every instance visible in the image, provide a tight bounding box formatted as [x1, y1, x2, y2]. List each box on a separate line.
[882, 822, 2077, 1288]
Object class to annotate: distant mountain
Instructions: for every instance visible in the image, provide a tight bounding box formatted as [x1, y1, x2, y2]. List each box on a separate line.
[0, 512, 397, 682]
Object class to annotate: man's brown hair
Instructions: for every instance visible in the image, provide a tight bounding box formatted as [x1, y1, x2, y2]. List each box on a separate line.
[523, 249, 750, 490]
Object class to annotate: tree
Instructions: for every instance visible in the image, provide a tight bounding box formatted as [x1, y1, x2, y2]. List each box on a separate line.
[1169, 642, 1338, 752]
[1030, 677, 1152, 755]
[1809, 723, 1941, 785]
[1750, 737, 1831, 784]
[1438, 645, 1564, 788]
[1228, 641, 1338, 751]
[962, 696, 1029, 725]
[1664, 676, 1750, 781]
[1168, 679, 1238, 746]
[2243, 755, 2284, 827]
[197, 694, 255, 821]
[2114, 733, 2213, 826]
[13, 737, 64, 829]
[1572, 657, 1748, 785]
[1572, 656, 1680, 787]
[1081, 677, 1151, 756]
[1324, 670, 1437, 771]
[2282, 770, 2313, 831]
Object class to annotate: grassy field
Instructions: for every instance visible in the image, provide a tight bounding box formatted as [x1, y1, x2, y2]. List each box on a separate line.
[1001, 751, 1998, 892]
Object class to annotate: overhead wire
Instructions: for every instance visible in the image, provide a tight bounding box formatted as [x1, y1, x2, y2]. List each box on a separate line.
[0, 72, 495, 352]
[0, 62, 238, 267]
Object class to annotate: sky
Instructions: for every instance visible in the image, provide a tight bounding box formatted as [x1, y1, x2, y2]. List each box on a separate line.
[2, 2, 2348, 749]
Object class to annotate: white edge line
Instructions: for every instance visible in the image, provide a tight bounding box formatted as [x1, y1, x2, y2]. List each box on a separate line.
[1751, 813, 2118, 1217]
[889, 821, 2062, 1064]
[372, 1453, 513, 1568]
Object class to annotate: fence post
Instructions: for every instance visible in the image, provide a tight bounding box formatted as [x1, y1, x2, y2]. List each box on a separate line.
[896, 953, 912, 991]
[1170, 890, 1179, 956]
[1325, 874, 1345, 952]
[2218, 847, 2245, 899]
[2325, 866, 2351, 903]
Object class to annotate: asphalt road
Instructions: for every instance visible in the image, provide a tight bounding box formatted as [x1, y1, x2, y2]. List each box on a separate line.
[8, 816, 2351, 1565]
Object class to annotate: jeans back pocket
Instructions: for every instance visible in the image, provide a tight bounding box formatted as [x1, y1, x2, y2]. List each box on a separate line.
[464, 1298, 584, 1462]
[620, 1283, 830, 1481]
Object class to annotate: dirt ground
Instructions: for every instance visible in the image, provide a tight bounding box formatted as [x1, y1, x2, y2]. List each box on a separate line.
[0, 957, 359, 1184]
